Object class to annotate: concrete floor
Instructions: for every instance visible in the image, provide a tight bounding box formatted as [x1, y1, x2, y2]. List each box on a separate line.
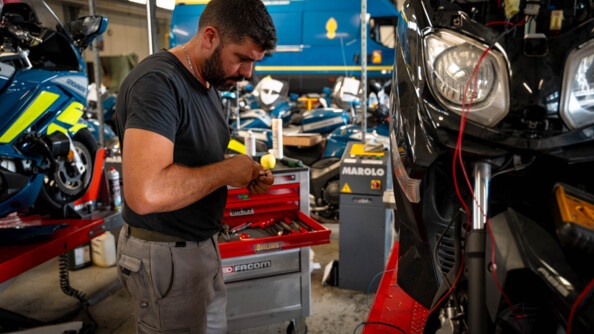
[0, 223, 379, 334]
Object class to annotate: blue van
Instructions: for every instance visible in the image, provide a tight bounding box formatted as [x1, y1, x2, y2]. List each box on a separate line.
[169, 0, 399, 93]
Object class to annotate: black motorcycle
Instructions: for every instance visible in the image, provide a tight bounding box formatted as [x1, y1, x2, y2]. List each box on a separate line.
[389, 0, 594, 333]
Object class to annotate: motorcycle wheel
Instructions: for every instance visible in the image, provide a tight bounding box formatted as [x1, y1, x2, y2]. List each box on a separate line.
[34, 128, 97, 216]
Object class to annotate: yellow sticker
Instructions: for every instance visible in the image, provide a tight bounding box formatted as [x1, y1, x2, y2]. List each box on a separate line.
[341, 183, 352, 193]
[326, 18, 337, 40]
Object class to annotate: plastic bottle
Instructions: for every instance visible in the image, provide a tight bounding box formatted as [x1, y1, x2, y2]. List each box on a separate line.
[91, 231, 117, 267]
[245, 130, 256, 157]
[107, 167, 122, 210]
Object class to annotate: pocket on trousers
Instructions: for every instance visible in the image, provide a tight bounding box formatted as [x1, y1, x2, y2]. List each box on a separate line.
[118, 253, 150, 300]
[137, 322, 190, 334]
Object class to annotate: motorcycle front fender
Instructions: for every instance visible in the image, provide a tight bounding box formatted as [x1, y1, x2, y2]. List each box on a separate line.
[486, 208, 593, 330]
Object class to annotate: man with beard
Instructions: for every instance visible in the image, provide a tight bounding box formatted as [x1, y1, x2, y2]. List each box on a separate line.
[113, 0, 277, 332]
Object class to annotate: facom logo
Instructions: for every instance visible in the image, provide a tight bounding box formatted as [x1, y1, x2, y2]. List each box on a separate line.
[341, 166, 385, 176]
[223, 260, 272, 275]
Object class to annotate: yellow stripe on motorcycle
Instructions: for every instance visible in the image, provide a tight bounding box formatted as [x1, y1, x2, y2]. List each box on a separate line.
[48, 102, 87, 135]
[48, 122, 87, 136]
[47, 123, 68, 136]
[57, 102, 84, 126]
[69, 123, 87, 133]
[0, 91, 60, 143]
[228, 138, 245, 154]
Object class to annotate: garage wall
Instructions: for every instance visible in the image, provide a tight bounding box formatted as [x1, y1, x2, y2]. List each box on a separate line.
[46, 0, 172, 61]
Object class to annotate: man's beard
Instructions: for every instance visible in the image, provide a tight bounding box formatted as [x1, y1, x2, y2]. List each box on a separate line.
[202, 45, 244, 90]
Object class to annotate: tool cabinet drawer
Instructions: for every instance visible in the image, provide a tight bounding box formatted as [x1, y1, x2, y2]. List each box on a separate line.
[221, 248, 301, 283]
[226, 270, 304, 329]
[218, 209, 330, 258]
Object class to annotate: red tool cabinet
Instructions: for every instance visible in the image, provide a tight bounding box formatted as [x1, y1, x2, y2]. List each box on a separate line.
[219, 165, 330, 332]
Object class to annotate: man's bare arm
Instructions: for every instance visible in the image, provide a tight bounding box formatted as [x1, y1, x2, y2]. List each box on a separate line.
[122, 128, 262, 214]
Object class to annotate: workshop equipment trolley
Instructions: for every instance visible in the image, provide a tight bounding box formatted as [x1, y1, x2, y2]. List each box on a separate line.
[219, 165, 330, 333]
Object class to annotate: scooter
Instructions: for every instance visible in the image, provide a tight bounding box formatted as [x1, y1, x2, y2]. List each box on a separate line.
[0, 0, 108, 217]
[389, 1, 594, 333]
[228, 76, 296, 130]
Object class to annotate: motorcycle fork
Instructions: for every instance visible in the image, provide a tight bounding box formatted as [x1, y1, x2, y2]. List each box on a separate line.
[465, 162, 491, 333]
[66, 135, 86, 176]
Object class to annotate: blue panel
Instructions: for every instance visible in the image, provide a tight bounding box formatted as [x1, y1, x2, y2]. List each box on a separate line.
[272, 12, 302, 46]
[302, 10, 359, 46]
[169, 0, 401, 80]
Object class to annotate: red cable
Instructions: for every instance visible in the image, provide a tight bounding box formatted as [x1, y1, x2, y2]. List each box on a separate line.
[567, 277, 594, 334]
[428, 16, 529, 325]
[487, 21, 515, 27]
[445, 44, 522, 329]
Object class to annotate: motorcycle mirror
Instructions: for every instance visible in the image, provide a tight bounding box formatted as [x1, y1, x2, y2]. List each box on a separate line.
[68, 15, 108, 50]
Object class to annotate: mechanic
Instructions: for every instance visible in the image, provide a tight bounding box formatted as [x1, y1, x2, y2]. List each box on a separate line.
[113, 0, 277, 332]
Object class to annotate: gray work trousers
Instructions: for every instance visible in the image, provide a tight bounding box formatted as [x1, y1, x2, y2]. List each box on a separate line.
[116, 223, 227, 334]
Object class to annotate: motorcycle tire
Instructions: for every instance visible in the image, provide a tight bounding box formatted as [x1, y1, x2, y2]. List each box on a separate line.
[34, 128, 98, 216]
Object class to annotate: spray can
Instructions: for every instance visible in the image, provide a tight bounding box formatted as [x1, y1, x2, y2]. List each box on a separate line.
[245, 130, 256, 157]
[107, 167, 122, 210]
[272, 118, 283, 159]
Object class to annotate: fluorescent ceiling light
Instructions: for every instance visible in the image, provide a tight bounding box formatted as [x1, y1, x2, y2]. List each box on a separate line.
[129, 0, 175, 10]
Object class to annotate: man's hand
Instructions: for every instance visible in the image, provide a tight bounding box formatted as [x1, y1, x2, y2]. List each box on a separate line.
[248, 168, 274, 194]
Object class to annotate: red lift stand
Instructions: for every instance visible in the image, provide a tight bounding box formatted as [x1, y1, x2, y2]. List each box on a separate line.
[0, 148, 124, 331]
[363, 243, 430, 334]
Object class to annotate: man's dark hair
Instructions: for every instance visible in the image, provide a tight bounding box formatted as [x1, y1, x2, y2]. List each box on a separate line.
[199, 0, 277, 53]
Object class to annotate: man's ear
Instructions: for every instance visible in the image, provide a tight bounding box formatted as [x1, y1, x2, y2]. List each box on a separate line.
[201, 26, 219, 50]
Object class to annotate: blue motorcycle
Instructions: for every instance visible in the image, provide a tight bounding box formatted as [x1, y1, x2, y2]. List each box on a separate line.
[229, 76, 297, 130]
[0, 0, 108, 217]
[285, 77, 391, 221]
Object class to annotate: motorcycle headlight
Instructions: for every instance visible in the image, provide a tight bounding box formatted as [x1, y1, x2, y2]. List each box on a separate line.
[424, 30, 509, 127]
[560, 39, 594, 129]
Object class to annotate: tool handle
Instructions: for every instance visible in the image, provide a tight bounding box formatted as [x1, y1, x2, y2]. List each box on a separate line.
[230, 222, 252, 234]
[280, 219, 299, 234]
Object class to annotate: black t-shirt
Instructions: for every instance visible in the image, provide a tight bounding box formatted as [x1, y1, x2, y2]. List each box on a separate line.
[114, 50, 230, 242]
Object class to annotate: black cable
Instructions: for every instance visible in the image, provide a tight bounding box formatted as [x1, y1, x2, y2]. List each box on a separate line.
[432, 212, 458, 289]
[58, 253, 88, 303]
[55, 253, 98, 332]
[352, 321, 407, 334]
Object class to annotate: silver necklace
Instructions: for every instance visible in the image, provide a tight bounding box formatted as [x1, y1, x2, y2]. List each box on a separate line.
[181, 44, 196, 77]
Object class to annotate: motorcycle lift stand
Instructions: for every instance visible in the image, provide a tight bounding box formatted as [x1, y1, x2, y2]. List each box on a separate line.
[0, 149, 124, 333]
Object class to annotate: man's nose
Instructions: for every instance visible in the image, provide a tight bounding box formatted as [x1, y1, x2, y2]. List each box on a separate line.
[238, 62, 254, 79]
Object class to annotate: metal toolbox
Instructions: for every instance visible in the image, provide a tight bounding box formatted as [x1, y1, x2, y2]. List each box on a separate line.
[219, 166, 331, 332]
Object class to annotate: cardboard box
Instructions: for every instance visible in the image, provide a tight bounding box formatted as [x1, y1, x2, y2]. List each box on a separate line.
[283, 134, 323, 147]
